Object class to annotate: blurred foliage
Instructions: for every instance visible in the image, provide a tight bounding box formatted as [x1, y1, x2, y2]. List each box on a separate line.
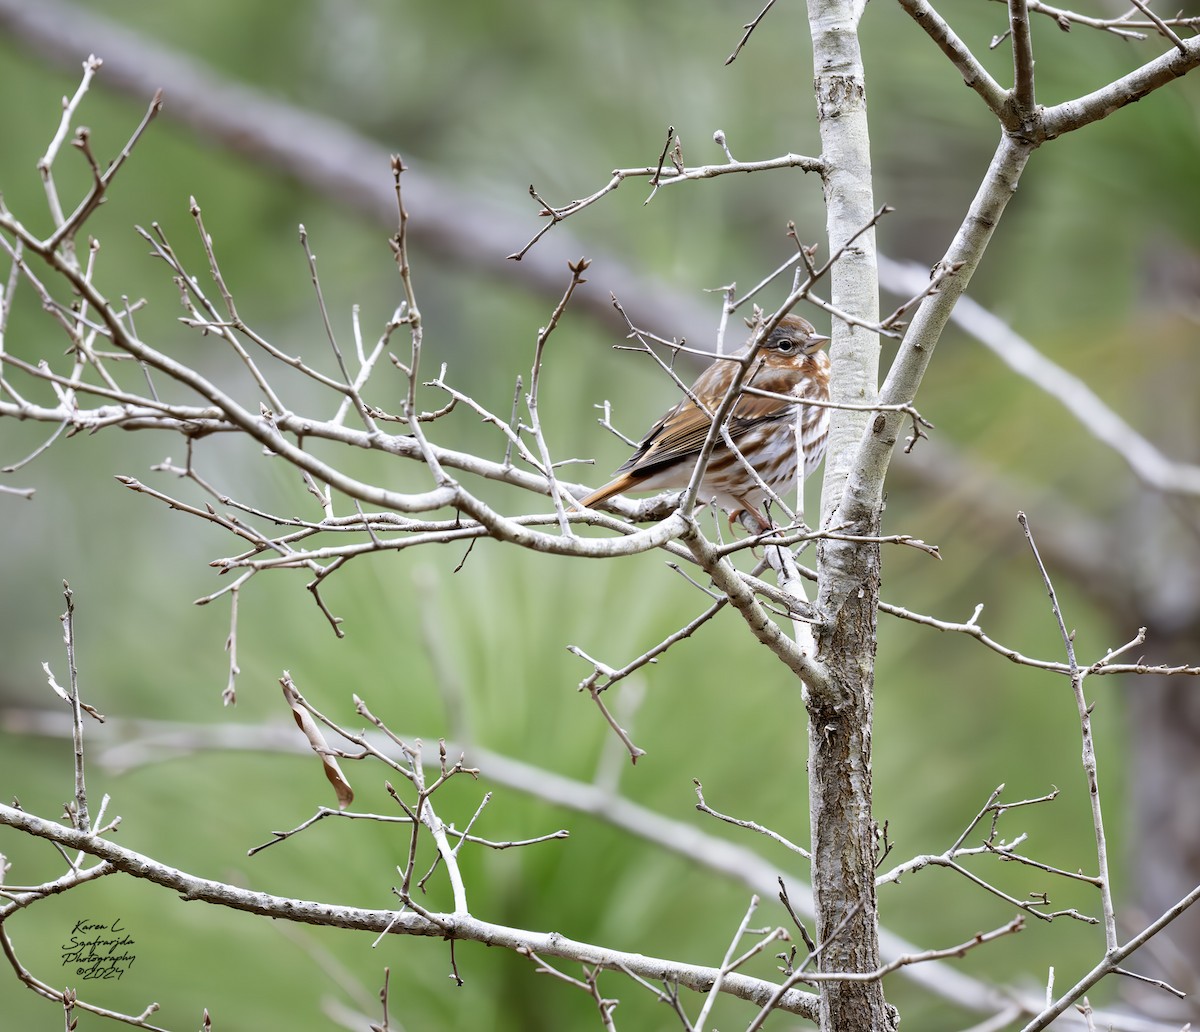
[1, 1, 1198, 1029]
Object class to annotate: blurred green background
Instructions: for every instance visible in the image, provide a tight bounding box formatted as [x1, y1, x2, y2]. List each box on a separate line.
[1, 1, 1198, 1029]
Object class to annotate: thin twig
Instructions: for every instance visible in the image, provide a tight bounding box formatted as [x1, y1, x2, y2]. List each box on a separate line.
[47, 89, 164, 252]
[567, 596, 728, 693]
[1126, 0, 1187, 51]
[647, 124, 675, 190]
[60, 582, 90, 832]
[510, 150, 822, 260]
[693, 781, 811, 860]
[299, 224, 376, 432]
[725, 0, 778, 64]
[526, 257, 591, 534]
[1020, 881, 1200, 1030]
[585, 687, 646, 764]
[1018, 513, 1117, 949]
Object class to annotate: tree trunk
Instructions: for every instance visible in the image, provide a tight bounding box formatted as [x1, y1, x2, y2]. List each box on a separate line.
[809, 535, 893, 1030]
[807, 1, 893, 1027]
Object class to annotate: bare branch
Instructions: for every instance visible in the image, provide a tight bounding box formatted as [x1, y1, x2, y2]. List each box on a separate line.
[1008, 0, 1037, 114]
[693, 781, 811, 860]
[1000, 0, 1200, 40]
[568, 595, 728, 694]
[725, 0, 779, 65]
[0, 923, 167, 1032]
[880, 256, 1200, 497]
[1041, 36, 1200, 138]
[1018, 513, 1117, 949]
[509, 146, 823, 260]
[681, 519, 828, 691]
[880, 598, 1200, 678]
[585, 685, 647, 764]
[0, 799, 820, 1020]
[799, 918, 1025, 983]
[526, 257, 592, 534]
[7, 706, 1181, 1031]
[1020, 881, 1200, 1031]
[696, 895, 762, 1030]
[47, 85, 164, 254]
[1126, 0, 1187, 53]
[896, 0, 1009, 114]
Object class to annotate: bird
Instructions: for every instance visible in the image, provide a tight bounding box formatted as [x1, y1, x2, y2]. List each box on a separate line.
[580, 314, 831, 529]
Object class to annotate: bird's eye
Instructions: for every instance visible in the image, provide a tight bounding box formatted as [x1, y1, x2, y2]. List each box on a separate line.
[775, 338, 795, 353]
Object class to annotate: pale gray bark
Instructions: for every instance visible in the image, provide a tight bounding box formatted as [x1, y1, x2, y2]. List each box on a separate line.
[806, 2, 893, 1028]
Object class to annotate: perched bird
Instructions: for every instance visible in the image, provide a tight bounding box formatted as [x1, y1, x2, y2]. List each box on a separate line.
[581, 314, 831, 528]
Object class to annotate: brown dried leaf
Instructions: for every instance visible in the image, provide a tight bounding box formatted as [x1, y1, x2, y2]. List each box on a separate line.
[280, 673, 354, 809]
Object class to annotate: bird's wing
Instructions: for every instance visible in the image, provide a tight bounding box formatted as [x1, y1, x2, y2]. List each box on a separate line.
[616, 391, 795, 477]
